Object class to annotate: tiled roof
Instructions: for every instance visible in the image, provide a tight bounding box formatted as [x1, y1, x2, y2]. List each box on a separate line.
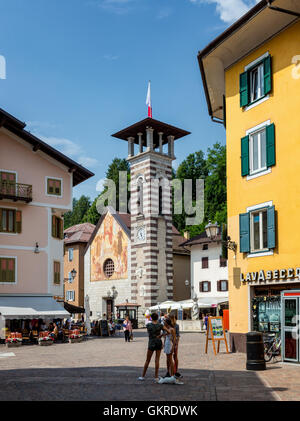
[180, 229, 221, 247]
[64, 222, 95, 244]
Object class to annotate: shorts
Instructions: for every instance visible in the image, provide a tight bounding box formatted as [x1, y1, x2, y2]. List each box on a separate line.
[148, 339, 162, 351]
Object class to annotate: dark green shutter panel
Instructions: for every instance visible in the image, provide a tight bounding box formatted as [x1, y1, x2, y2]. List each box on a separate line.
[263, 56, 272, 95]
[223, 95, 226, 128]
[240, 71, 249, 107]
[239, 212, 250, 253]
[241, 135, 249, 176]
[267, 205, 276, 249]
[266, 123, 275, 167]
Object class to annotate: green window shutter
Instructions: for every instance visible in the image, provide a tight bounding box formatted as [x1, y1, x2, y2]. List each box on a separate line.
[266, 123, 275, 167]
[239, 212, 250, 253]
[52, 215, 57, 238]
[223, 95, 226, 128]
[240, 71, 249, 107]
[267, 205, 276, 249]
[15, 210, 22, 233]
[241, 135, 250, 176]
[263, 56, 272, 95]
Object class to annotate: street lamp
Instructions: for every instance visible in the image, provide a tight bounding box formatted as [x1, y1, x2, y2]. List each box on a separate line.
[70, 268, 77, 280]
[205, 220, 237, 252]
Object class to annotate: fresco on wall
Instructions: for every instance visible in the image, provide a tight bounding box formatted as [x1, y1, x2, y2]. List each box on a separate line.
[91, 213, 128, 281]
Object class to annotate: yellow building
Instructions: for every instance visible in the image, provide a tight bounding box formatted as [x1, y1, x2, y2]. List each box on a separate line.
[198, 0, 300, 353]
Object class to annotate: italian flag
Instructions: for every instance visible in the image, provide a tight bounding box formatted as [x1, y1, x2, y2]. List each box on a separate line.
[146, 81, 152, 118]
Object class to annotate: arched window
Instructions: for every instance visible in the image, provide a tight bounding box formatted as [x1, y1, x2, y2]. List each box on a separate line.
[137, 175, 144, 215]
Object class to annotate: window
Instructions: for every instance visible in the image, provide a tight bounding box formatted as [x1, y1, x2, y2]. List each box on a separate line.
[47, 178, 62, 196]
[249, 128, 266, 175]
[0, 171, 16, 195]
[250, 209, 268, 252]
[68, 272, 73, 283]
[220, 256, 227, 267]
[200, 281, 211, 293]
[53, 261, 61, 284]
[218, 280, 228, 292]
[103, 258, 115, 278]
[0, 209, 22, 233]
[249, 63, 264, 103]
[202, 244, 208, 250]
[240, 55, 272, 108]
[52, 215, 64, 239]
[202, 257, 208, 269]
[66, 290, 75, 301]
[239, 205, 276, 253]
[0, 257, 16, 283]
[241, 123, 275, 177]
[68, 248, 73, 262]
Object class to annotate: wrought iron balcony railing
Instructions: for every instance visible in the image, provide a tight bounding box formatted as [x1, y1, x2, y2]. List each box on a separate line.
[0, 181, 33, 203]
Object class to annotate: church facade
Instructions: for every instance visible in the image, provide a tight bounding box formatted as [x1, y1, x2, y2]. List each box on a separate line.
[84, 116, 191, 324]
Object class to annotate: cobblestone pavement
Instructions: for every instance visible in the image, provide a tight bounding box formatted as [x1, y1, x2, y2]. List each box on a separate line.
[0, 330, 298, 401]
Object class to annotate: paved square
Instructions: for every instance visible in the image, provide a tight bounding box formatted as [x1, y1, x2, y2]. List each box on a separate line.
[0, 330, 298, 401]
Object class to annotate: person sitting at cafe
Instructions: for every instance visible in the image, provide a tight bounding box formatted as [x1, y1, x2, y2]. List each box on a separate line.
[49, 323, 58, 340]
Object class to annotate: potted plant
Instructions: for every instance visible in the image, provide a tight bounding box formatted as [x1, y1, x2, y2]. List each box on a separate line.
[38, 335, 54, 346]
[69, 330, 84, 343]
[5, 337, 22, 348]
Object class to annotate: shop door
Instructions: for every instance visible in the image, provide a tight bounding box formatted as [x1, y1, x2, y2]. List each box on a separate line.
[281, 293, 299, 363]
[106, 300, 113, 319]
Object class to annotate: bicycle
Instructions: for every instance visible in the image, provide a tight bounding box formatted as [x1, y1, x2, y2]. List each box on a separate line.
[263, 333, 281, 362]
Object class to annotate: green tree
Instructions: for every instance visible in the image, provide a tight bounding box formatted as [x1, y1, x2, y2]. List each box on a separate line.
[204, 142, 227, 225]
[82, 158, 130, 225]
[64, 196, 91, 229]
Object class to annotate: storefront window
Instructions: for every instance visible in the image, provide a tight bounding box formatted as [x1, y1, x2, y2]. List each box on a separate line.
[257, 298, 281, 333]
[284, 299, 297, 327]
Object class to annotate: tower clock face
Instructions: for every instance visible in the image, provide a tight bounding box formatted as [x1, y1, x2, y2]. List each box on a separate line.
[137, 226, 146, 242]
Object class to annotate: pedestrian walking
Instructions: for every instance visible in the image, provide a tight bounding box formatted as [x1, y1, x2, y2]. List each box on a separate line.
[138, 312, 171, 383]
[123, 315, 132, 343]
[204, 313, 209, 330]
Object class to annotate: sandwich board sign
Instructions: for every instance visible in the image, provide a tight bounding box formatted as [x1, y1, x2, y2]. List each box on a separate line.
[205, 316, 229, 355]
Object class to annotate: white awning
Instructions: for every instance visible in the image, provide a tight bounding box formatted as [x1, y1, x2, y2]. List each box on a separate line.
[0, 294, 70, 320]
[148, 297, 228, 311]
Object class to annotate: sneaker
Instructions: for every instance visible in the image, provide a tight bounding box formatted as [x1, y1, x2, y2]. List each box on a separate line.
[138, 377, 145, 381]
[174, 372, 182, 379]
[164, 372, 171, 378]
[154, 377, 160, 383]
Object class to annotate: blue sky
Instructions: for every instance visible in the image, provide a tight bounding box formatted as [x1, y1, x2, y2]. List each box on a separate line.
[0, 0, 258, 200]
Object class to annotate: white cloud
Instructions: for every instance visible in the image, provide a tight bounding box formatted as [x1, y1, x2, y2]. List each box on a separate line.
[27, 123, 99, 169]
[191, 0, 260, 24]
[90, 0, 136, 14]
[96, 178, 106, 192]
[103, 54, 119, 61]
[157, 7, 173, 20]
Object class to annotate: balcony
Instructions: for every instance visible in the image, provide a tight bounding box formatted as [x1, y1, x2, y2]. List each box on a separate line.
[0, 181, 32, 203]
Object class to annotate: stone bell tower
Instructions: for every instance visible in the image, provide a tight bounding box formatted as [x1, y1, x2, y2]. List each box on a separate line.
[112, 117, 190, 318]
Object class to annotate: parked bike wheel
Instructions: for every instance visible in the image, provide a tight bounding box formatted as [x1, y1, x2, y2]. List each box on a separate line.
[264, 342, 273, 362]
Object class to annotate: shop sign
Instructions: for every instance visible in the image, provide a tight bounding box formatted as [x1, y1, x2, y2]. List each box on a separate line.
[241, 267, 300, 283]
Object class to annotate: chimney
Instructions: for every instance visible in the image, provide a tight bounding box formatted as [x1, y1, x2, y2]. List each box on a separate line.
[183, 231, 190, 240]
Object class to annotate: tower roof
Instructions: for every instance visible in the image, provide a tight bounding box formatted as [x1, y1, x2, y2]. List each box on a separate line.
[111, 117, 190, 148]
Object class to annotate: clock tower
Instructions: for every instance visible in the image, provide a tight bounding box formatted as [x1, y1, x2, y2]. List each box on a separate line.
[112, 118, 190, 320]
